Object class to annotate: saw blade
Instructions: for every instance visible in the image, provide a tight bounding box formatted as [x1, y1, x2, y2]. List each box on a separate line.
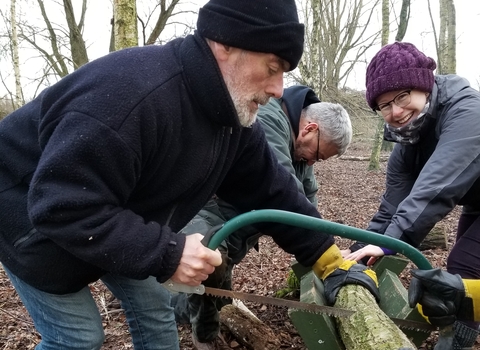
[387, 317, 436, 333]
[204, 287, 436, 333]
[205, 287, 354, 318]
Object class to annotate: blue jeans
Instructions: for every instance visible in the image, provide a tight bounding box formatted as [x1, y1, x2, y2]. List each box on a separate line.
[3, 264, 178, 350]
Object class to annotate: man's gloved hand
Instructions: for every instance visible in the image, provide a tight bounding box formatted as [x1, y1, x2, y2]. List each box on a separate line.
[408, 268, 480, 327]
[322, 260, 380, 305]
[312, 245, 380, 305]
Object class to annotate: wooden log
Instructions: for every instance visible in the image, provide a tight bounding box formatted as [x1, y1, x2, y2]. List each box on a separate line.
[219, 304, 281, 350]
[418, 224, 448, 251]
[339, 155, 390, 162]
[335, 284, 416, 350]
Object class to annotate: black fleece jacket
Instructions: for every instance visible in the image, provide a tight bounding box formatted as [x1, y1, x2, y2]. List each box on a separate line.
[0, 33, 334, 294]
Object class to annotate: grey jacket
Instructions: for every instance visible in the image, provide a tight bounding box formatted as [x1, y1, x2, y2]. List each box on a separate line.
[366, 75, 480, 247]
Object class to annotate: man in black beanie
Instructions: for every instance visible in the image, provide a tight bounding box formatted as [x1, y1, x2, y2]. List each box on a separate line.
[0, 0, 379, 349]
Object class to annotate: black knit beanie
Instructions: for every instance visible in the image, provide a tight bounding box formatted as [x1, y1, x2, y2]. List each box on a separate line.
[197, 0, 305, 71]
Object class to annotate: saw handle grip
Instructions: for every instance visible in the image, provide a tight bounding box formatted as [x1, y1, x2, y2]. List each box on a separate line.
[200, 224, 225, 247]
[162, 225, 224, 295]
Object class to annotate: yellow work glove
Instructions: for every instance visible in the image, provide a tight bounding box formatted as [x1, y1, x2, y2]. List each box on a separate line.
[313, 245, 380, 305]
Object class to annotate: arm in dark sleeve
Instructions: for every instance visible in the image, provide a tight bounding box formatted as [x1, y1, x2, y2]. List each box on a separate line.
[350, 144, 415, 251]
[28, 113, 184, 282]
[368, 144, 416, 234]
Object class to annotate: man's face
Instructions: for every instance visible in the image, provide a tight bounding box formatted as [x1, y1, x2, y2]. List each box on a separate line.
[294, 123, 338, 166]
[222, 50, 288, 127]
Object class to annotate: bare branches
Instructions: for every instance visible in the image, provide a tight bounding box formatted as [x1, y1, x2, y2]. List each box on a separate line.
[138, 0, 195, 45]
[295, 0, 381, 102]
[145, 0, 180, 45]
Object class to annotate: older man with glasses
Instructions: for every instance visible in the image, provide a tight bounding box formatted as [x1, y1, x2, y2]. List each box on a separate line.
[173, 84, 353, 349]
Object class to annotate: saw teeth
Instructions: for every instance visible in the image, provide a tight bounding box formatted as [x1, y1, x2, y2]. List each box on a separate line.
[205, 293, 231, 299]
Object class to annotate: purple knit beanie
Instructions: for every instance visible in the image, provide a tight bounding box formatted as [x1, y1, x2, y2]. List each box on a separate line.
[365, 42, 437, 109]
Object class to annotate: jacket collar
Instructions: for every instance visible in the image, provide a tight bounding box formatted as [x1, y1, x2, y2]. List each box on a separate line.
[281, 85, 320, 137]
[179, 32, 241, 128]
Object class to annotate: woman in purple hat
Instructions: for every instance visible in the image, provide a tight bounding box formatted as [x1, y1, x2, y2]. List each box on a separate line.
[343, 41, 480, 349]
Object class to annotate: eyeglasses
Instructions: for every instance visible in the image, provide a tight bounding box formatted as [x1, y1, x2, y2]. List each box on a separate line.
[374, 90, 412, 117]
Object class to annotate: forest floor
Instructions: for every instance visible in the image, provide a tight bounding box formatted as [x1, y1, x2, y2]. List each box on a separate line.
[0, 139, 476, 349]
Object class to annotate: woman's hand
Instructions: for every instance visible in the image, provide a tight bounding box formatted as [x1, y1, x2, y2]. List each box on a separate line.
[344, 244, 385, 266]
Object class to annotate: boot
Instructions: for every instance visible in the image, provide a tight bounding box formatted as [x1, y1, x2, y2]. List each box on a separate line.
[453, 321, 479, 350]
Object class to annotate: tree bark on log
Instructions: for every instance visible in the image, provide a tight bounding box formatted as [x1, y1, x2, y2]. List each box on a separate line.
[335, 285, 416, 349]
[219, 304, 281, 350]
[419, 224, 448, 251]
[339, 155, 390, 162]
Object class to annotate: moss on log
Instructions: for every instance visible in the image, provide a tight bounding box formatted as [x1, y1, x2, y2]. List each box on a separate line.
[335, 285, 416, 350]
[419, 224, 447, 251]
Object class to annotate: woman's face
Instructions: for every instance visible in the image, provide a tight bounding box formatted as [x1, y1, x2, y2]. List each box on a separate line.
[375, 89, 429, 128]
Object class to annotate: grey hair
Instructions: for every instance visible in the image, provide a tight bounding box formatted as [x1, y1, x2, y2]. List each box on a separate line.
[301, 102, 352, 156]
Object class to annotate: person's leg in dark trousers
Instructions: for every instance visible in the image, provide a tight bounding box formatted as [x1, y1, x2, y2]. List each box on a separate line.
[447, 212, 480, 349]
[174, 199, 232, 346]
[188, 249, 232, 342]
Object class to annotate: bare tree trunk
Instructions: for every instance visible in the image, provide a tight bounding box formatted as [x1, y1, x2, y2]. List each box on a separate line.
[63, 0, 89, 69]
[10, 0, 23, 109]
[427, 0, 440, 72]
[380, 0, 389, 45]
[113, 0, 138, 50]
[435, 0, 456, 74]
[445, 0, 456, 73]
[438, 0, 447, 74]
[395, 0, 411, 42]
[368, 0, 389, 171]
[368, 0, 410, 170]
[368, 117, 384, 170]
